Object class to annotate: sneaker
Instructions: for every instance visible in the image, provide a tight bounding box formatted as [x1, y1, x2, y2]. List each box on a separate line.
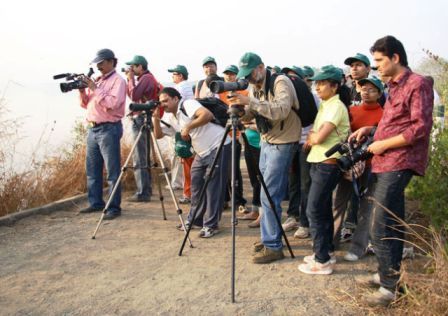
[176, 222, 201, 231]
[282, 217, 299, 232]
[199, 227, 219, 238]
[178, 196, 191, 204]
[298, 260, 333, 275]
[79, 206, 103, 214]
[340, 227, 353, 243]
[402, 246, 415, 260]
[252, 247, 284, 264]
[252, 241, 264, 254]
[127, 195, 151, 203]
[364, 287, 396, 307]
[103, 211, 121, 220]
[366, 243, 375, 255]
[294, 226, 310, 239]
[304, 252, 336, 265]
[344, 252, 360, 262]
[238, 205, 249, 214]
[238, 211, 259, 220]
[355, 273, 381, 288]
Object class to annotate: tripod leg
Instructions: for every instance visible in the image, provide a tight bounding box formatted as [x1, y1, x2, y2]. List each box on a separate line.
[178, 124, 232, 256]
[240, 132, 295, 258]
[148, 125, 193, 248]
[148, 134, 167, 220]
[230, 120, 238, 303]
[91, 124, 146, 239]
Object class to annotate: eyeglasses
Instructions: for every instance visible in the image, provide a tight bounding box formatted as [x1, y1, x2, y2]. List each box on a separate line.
[361, 88, 379, 94]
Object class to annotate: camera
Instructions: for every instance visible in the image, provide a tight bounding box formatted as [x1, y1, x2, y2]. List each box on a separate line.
[325, 128, 376, 171]
[129, 100, 160, 112]
[53, 68, 94, 93]
[209, 79, 249, 94]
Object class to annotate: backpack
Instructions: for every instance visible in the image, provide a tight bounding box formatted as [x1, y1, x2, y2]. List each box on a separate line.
[268, 73, 317, 127]
[180, 97, 229, 127]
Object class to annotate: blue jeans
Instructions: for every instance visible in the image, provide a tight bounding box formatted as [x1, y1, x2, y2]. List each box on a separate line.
[187, 144, 231, 229]
[86, 121, 123, 214]
[369, 170, 413, 291]
[131, 115, 152, 199]
[259, 142, 298, 250]
[306, 163, 342, 263]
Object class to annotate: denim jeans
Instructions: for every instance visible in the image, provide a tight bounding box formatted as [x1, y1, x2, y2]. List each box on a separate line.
[369, 170, 413, 291]
[86, 121, 123, 214]
[306, 163, 342, 263]
[225, 140, 247, 207]
[187, 144, 231, 229]
[131, 115, 152, 199]
[259, 142, 298, 250]
[298, 145, 311, 228]
[244, 144, 261, 207]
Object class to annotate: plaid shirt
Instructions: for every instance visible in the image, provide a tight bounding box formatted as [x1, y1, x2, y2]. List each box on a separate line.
[372, 69, 434, 176]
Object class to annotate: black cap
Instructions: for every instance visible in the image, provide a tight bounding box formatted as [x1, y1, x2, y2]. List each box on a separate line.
[91, 48, 115, 64]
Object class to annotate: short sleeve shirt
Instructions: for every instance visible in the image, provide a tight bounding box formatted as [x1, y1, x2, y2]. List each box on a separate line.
[307, 94, 350, 163]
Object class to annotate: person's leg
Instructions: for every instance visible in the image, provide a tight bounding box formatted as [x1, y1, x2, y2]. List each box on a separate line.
[131, 116, 151, 200]
[170, 157, 184, 189]
[332, 178, 353, 247]
[244, 144, 261, 208]
[86, 128, 105, 209]
[98, 122, 123, 214]
[259, 142, 297, 250]
[370, 170, 413, 291]
[285, 148, 300, 221]
[187, 155, 206, 227]
[181, 156, 194, 200]
[306, 163, 341, 263]
[234, 140, 247, 208]
[298, 145, 311, 228]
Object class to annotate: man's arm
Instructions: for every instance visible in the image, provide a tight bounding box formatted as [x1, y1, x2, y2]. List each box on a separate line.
[180, 107, 213, 140]
[128, 74, 154, 102]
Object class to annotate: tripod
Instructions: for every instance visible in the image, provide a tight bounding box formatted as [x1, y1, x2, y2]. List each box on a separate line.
[91, 111, 193, 248]
[178, 106, 294, 303]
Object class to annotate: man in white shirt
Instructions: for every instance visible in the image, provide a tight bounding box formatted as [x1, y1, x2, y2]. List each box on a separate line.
[153, 87, 231, 238]
[168, 65, 194, 100]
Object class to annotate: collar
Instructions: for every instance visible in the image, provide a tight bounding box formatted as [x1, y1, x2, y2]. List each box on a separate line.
[360, 102, 381, 110]
[389, 68, 411, 88]
[320, 94, 340, 107]
[137, 70, 150, 81]
[99, 69, 116, 81]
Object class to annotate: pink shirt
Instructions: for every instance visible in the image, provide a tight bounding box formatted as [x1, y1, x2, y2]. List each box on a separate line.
[372, 69, 434, 176]
[80, 70, 126, 123]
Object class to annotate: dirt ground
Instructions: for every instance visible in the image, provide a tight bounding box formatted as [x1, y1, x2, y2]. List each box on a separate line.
[0, 173, 379, 315]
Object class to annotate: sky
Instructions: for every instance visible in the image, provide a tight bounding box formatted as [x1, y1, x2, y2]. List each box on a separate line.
[0, 0, 447, 168]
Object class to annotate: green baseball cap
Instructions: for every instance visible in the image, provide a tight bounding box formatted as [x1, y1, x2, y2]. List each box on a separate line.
[237, 52, 263, 78]
[302, 66, 314, 78]
[310, 65, 344, 82]
[223, 64, 239, 74]
[168, 65, 189, 77]
[358, 76, 384, 93]
[344, 53, 370, 67]
[202, 56, 216, 66]
[125, 55, 148, 67]
[281, 66, 305, 79]
[273, 66, 282, 73]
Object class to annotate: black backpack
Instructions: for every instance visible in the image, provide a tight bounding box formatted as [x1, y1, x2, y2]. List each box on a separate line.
[180, 97, 229, 127]
[268, 73, 317, 127]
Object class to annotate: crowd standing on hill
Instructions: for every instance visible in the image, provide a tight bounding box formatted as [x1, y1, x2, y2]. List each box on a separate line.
[76, 35, 434, 307]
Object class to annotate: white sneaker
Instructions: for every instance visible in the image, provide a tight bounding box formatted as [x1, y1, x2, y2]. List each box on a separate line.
[282, 217, 299, 232]
[344, 252, 359, 262]
[402, 246, 415, 259]
[303, 252, 336, 265]
[355, 272, 381, 287]
[298, 260, 333, 275]
[293, 226, 310, 239]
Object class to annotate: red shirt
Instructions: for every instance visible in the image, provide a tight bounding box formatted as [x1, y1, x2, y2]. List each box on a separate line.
[127, 71, 158, 103]
[350, 103, 383, 132]
[372, 69, 434, 176]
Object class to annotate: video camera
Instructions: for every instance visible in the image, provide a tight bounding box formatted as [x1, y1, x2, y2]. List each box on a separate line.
[129, 100, 160, 112]
[325, 127, 376, 171]
[209, 79, 249, 94]
[53, 68, 95, 93]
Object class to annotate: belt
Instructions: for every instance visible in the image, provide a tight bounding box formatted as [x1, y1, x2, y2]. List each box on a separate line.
[88, 121, 119, 128]
[321, 158, 338, 164]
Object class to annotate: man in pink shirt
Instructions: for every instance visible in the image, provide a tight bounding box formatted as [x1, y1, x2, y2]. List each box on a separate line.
[351, 36, 433, 306]
[78, 48, 126, 220]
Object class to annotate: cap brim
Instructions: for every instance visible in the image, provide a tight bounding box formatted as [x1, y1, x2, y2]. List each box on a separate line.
[344, 57, 357, 66]
[167, 69, 175, 72]
[91, 57, 105, 64]
[358, 78, 383, 92]
[237, 67, 254, 79]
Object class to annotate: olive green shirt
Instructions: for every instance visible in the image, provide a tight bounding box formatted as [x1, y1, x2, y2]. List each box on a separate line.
[244, 74, 301, 144]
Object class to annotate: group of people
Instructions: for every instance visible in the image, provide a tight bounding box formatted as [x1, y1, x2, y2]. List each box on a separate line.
[76, 35, 434, 307]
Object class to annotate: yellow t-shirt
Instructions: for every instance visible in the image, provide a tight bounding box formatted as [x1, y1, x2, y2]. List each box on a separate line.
[307, 94, 350, 163]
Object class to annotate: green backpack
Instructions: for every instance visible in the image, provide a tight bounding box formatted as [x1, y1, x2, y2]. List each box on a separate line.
[174, 132, 194, 158]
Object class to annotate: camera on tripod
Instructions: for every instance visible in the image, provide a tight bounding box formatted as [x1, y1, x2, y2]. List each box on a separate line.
[209, 79, 249, 94]
[53, 68, 95, 93]
[129, 100, 160, 112]
[325, 128, 376, 172]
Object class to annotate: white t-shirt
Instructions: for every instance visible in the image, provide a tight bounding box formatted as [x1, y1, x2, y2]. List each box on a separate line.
[161, 99, 230, 157]
[175, 81, 194, 100]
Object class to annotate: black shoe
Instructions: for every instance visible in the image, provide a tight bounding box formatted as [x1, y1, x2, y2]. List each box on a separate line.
[79, 206, 103, 214]
[103, 212, 121, 220]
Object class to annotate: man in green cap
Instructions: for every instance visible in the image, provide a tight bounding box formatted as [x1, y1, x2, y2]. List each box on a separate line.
[125, 55, 160, 202]
[194, 56, 221, 99]
[344, 53, 371, 105]
[228, 52, 301, 264]
[168, 65, 193, 100]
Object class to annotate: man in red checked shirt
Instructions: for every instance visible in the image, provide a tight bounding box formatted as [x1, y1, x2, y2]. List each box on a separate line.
[125, 55, 160, 202]
[350, 36, 434, 307]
